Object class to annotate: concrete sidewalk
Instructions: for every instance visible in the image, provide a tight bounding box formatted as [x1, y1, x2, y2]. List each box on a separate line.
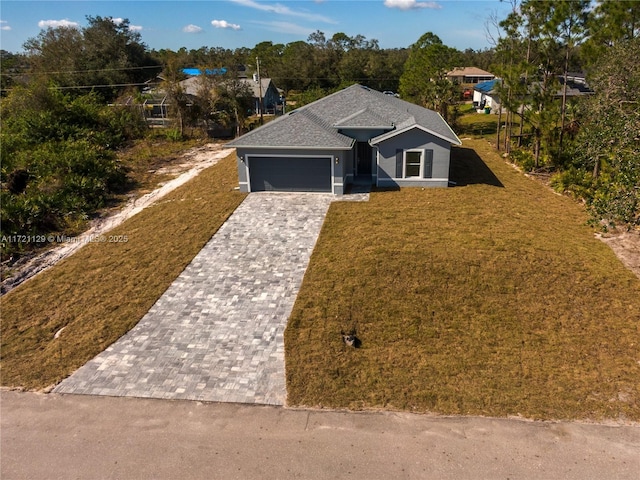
[2, 391, 639, 480]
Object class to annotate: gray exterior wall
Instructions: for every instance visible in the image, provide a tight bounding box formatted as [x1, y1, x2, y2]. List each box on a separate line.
[234, 147, 351, 195]
[376, 128, 452, 188]
[262, 83, 281, 113]
[339, 128, 388, 183]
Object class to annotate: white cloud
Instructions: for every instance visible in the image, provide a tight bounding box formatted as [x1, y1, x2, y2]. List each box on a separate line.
[38, 19, 80, 29]
[1, 20, 10, 31]
[384, 0, 441, 10]
[251, 20, 315, 37]
[107, 18, 141, 31]
[230, 0, 337, 24]
[183, 24, 203, 33]
[212, 19, 241, 30]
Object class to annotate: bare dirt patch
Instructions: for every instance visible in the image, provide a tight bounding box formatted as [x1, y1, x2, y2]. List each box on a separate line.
[596, 229, 640, 279]
[1, 143, 235, 295]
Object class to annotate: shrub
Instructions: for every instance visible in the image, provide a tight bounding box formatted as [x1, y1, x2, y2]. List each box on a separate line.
[0, 84, 140, 257]
[550, 167, 593, 199]
[508, 149, 536, 171]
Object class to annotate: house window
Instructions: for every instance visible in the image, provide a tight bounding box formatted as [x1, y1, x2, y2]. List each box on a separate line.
[395, 149, 434, 179]
[405, 151, 422, 177]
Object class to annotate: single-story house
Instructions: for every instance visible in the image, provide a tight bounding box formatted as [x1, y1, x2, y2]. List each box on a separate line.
[226, 84, 462, 195]
[473, 76, 593, 114]
[179, 72, 282, 116]
[447, 67, 495, 84]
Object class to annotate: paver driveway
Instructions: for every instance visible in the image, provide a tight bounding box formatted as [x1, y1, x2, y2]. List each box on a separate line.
[54, 193, 336, 405]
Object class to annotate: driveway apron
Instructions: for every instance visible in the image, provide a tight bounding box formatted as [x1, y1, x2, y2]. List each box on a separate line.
[54, 193, 335, 405]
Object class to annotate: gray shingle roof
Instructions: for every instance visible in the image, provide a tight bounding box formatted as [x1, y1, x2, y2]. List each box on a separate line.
[227, 84, 461, 149]
[334, 107, 394, 129]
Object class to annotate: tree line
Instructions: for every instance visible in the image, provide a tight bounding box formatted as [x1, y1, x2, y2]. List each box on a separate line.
[489, 0, 639, 227]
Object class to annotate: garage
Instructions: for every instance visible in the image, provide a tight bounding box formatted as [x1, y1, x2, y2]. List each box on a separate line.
[248, 156, 332, 192]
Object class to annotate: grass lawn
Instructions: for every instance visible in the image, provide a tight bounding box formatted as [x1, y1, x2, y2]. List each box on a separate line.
[285, 138, 640, 421]
[1, 152, 246, 389]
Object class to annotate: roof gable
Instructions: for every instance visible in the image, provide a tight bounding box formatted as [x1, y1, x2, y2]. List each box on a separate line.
[370, 122, 462, 146]
[239, 77, 277, 99]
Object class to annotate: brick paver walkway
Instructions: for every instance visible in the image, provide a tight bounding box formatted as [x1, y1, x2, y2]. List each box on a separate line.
[54, 193, 338, 405]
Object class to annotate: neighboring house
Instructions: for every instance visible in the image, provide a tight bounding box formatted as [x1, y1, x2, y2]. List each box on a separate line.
[554, 74, 594, 98]
[473, 79, 501, 113]
[178, 76, 205, 97]
[226, 84, 462, 195]
[179, 73, 281, 116]
[239, 75, 282, 115]
[473, 76, 593, 114]
[447, 67, 495, 84]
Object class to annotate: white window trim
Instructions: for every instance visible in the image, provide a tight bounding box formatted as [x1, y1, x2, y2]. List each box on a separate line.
[403, 149, 424, 178]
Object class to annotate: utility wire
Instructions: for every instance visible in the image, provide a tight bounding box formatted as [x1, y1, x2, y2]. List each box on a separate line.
[0, 65, 161, 77]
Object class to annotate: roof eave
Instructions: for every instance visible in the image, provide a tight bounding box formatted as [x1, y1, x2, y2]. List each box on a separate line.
[227, 141, 356, 151]
[335, 125, 394, 130]
[370, 124, 461, 146]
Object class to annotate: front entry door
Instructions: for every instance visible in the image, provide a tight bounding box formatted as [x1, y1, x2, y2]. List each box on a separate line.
[356, 142, 372, 176]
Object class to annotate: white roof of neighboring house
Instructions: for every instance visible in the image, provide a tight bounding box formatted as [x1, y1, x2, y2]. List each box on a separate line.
[177, 76, 275, 99]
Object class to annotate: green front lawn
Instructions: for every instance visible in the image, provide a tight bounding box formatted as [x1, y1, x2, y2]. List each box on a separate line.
[285, 138, 640, 421]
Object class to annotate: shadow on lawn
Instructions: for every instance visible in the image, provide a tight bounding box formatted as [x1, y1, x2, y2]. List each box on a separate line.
[449, 146, 504, 188]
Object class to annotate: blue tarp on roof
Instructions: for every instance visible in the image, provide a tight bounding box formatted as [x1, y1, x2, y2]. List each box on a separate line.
[182, 68, 227, 76]
[474, 79, 499, 93]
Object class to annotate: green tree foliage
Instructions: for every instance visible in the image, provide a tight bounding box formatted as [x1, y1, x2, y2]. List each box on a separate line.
[583, 0, 640, 64]
[243, 32, 406, 95]
[0, 50, 28, 95]
[399, 32, 461, 121]
[23, 16, 161, 101]
[0, 83, 144, 250]
[494, 1, 639, 227]
[494, 1, 589, 164]
[556, 38, 640, 227]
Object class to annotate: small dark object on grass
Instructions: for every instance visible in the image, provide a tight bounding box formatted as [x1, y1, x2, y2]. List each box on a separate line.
[341, 330, 361, 348]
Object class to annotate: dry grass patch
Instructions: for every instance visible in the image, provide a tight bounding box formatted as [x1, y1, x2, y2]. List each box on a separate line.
[117, 136, 208, 194]
[1, 152, 246, 389]
[285, 138, 640, 421]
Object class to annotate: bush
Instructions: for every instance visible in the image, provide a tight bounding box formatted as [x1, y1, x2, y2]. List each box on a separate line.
[164, 128, 183, 142]
[0, 84, 140, 256]
[550, 167, 593, 199]
[508, 149, 536, 172]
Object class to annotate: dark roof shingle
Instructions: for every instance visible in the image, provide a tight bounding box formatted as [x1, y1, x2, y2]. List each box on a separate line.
[227, 84, 461, 148]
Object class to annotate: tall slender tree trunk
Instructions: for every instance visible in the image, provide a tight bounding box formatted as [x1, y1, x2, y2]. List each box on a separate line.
[559, 46, 570, 157]
[234, 105, 240, 138]
[534, 129, 541, 169]
[519, 35, 532, 143]
[496, 103, 503, 150]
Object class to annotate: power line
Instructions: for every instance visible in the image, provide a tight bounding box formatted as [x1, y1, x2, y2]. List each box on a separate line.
[0, 65, 161, 77]
[1, 82, 155, 93]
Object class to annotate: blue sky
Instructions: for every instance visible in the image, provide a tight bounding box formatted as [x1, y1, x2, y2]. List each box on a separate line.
[0, 0, 512, 54]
